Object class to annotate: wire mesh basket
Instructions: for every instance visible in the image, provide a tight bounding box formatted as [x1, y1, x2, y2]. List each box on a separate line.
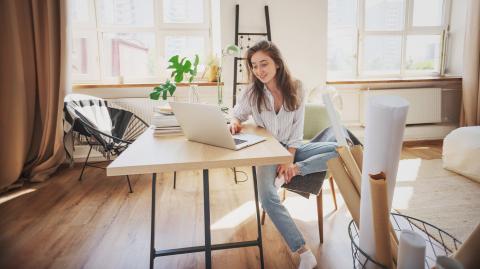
[348, 213, 463, 269]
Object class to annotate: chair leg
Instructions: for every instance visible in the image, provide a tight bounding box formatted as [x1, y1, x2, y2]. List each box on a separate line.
[173, 171, 177, 189]
[78, 145, 93, 181]
[126, 175, 133, 193]
[317, 190, 324, 244]
[233, 167, 238, 184]
[329, 176, 338, 210]
[261, 209, 266, 225]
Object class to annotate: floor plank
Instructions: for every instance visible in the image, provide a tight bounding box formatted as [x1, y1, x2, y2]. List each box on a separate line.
[0, 144, 442, 269]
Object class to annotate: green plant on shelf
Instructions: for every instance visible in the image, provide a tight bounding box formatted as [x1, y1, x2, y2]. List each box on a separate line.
[149, 54, 199, 100]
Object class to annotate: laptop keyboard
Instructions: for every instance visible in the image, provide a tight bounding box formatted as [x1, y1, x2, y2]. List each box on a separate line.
[234, 138, 247, 145]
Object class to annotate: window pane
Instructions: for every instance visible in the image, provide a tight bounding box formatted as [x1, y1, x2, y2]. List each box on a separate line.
[72, 37, 89, 75]
[328, 30, 357, 77]
[72, 33, 99, 81]
[412, 0, 443, 26]
[72, 0, 90, 23]
[103, 33, 157, 77]
[363, 35, 401, 74]
[327, 0, 357, 78]
[165, 35, 205, 62]
[97, 0, 154, 27]
[163, 0, 204, 24]
[405, 35, 441, 72]
[328, 0, 357, 28]
[365, 0, 405, 31]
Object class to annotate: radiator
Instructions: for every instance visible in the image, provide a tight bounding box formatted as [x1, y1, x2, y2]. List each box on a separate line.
[360, 88, 442, 125]
[106, 98, 159, 124]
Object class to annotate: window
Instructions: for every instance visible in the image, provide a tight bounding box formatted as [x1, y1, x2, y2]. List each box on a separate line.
[71, 0, 210, 84]
[327, 0, 450, 79]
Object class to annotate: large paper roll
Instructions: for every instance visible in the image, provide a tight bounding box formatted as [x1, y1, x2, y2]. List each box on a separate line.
[322, 92, 348, 147]
[397, 230, 426, 269]
[327, 157, 361, 225]
[338, 146, 362, 193]
[453, 222, 480, 269]
[359, 95, 409, 268]
[351, 145, 364, 170]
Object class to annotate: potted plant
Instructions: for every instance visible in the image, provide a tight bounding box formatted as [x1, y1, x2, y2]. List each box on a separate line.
[149, 54, 200, 102]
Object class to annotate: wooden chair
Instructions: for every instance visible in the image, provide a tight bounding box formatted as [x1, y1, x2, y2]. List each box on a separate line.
[260, 103, 340, 243]
[261, 172, 338, 244]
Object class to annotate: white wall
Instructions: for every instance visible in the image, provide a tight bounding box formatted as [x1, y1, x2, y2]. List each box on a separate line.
[220, 0, 328, 104]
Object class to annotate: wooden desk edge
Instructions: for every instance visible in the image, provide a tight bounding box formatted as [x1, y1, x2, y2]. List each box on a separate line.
[106, 154, 293, 176]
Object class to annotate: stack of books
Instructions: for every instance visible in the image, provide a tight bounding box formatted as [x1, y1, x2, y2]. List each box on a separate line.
[151, 112, 182, 136]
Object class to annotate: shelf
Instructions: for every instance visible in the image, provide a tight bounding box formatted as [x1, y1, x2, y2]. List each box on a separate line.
[73, 82, 223, 89]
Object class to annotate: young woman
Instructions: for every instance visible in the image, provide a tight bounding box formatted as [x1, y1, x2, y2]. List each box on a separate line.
[230, 40, 338, 269]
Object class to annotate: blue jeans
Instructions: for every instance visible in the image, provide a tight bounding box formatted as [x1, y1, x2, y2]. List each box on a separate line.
[256, 141, 338, 252]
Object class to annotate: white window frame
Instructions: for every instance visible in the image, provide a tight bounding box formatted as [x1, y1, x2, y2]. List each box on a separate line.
[328, 0, 452, 79]
[71, 0, 212, 84]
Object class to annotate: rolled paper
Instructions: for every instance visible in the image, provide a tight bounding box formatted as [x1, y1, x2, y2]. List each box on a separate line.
[327, 157, 361, 226]
[369, 172, 394, 269]
[359, 95, 409, 268]
[453, 222, 480, 269]
[337, 146, 362, 194]
[397, 230, 426, 269]
[350, 145, 364, 170]
[390, 225, 399, 245]
[390, 233, 398, 265]
[322, 92, 348, 147]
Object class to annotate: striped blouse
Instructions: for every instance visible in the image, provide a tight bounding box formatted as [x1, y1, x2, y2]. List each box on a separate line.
[232, 85, 305, 148]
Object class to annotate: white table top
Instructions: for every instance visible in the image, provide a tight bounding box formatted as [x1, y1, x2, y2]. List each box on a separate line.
[106, 124, 293, 176]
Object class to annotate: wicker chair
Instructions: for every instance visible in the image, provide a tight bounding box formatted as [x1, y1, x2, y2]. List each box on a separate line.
[64, 96, 149, 193]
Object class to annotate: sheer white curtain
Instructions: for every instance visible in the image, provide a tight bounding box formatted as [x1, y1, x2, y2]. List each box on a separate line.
[461, 0, 480, 126]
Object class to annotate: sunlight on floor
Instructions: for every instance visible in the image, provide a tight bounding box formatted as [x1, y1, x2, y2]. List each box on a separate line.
[210, 157, 423, 229]
[409, 146, 431, 150]
[211, 200, 255, 230]
[392, 187, 414, 210]
[0, 188, 37, 205]
[393, 158, 423, 210]
[396, 158, 422, 182]
[285, 193, 342, 222]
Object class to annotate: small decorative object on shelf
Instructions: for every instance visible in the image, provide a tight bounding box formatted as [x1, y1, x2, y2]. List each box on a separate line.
[149, 54, 200, 102]
[217, 44, 240, 108]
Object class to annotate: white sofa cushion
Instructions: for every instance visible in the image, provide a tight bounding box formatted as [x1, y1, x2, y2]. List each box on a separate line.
[443, 126, 480, 183]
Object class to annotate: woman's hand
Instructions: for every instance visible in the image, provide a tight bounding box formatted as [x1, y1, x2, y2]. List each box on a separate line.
[277, 163, 299, 184]
[229, 118, 242, 134]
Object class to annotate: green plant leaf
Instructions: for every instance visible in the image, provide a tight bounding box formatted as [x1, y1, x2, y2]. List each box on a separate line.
[174, 71, 183, 83]
[193, 54, 199, 66]
[169, 55, 179, 64]
[167, 84, 176, 95]
[162, 90, 168, 100]
[150, 91, 161, 100]
[183, 60, 192, 72]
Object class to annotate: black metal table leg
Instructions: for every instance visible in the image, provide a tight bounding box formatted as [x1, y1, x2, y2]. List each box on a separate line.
[203, 169, 212, 269]
[150, 168, 264, 268]
[251, 166, 265, 269]
[150, 173, 157, 269]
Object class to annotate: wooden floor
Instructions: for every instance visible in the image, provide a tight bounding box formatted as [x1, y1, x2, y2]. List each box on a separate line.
[0, 142, 442, 269]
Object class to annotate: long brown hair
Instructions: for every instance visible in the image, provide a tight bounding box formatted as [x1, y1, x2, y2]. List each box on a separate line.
[245, 40, 301, 112]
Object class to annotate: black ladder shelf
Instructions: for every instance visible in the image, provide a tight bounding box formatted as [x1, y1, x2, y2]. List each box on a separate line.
[232, 4, 272, 107]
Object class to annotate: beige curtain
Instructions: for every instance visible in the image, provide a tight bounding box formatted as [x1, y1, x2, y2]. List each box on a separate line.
[460, 0, 480, 126]
[0, 0, 70, 190]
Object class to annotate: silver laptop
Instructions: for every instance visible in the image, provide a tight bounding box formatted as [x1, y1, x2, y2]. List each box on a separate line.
[169, 102, 265, 150]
